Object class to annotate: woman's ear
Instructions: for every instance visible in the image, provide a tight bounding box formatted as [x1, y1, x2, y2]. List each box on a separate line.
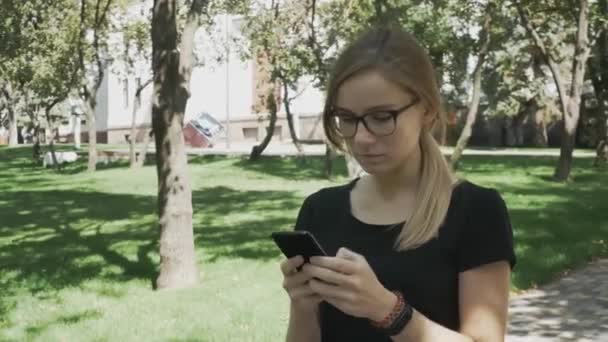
[422, 109, 437, 130]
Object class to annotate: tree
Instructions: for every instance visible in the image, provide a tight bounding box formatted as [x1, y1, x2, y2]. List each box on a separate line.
[151, 0, 207, 290]
[77, 0, 117, 172]
[0, 0, 81, 158]
[450, 2, 494, 169]
[589, 0, 608, 166]
[515, 0, 595, 181]
[0, 82, 17, 146]
[313, 0, 471, 177]
[117, 15, 154, 168]
[129, 78, 153, 168]
[240, 0, 312, 159]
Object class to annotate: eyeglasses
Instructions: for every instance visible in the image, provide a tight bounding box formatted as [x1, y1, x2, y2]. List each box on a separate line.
[332, 99, 419, 138]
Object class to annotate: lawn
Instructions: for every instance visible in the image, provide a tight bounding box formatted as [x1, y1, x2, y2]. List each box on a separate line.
[0, 145, 606, 341]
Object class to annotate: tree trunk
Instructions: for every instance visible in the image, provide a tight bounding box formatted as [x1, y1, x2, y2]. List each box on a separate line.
[450, 8, 491, 170]
[73, 114, 81, 149]
[516, 0, 591, 181]
[534, 109, 548, 147]
[44, 101, 62, 170]
[152, 0, 203, 290]
[1, 84, 18, 147]
[77, 0, 113, 172]
[250, 89, 278, 160]
[130, 78, 152, 168]
[554, 0, 590, 181]
[281, 79, 303, 155]
[136, 130, 153, 168]
[83, 96, 98, 172]
[32, 122, 41, 162]
[591, 0, 608, 166]
[8, 107, 18, 147]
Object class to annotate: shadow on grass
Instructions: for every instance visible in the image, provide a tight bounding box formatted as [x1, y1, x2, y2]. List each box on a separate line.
[0, 184, 303, 324]
[231, 155, 348, 180]
[192, 186, 301, 261]
[0, 146, 155, 177]
[24, 309, 103, 339]
[501, 182, 608, 290]
[457, 155, 608, 290]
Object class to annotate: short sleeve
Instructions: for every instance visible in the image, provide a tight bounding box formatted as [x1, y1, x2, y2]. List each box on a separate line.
[457, 188, 516, 272]
[294, 194, 315, 232]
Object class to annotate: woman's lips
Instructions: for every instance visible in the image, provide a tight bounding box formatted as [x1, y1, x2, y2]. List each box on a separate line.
[356, 154, 385, 161]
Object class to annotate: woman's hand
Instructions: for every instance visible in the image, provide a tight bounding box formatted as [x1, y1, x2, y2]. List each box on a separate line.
[280, 255, 323, 313]
[302, 247, 397, 322]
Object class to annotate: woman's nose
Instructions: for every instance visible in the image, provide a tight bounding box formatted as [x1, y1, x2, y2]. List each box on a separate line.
[352, 122, 376, 145]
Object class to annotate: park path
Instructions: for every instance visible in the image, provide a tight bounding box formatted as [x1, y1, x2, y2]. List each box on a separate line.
[507, 258, 608, 341]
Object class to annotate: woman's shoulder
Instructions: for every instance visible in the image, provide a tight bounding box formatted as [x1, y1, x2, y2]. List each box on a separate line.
[452, 179, 505, 205]
[304, 180, 354, 205]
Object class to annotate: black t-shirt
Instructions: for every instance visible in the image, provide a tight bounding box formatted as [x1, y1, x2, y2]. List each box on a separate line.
[294, 178, 516, 341]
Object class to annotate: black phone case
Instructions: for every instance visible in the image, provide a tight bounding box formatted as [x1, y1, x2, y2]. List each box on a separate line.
[270, 231, 327, 262]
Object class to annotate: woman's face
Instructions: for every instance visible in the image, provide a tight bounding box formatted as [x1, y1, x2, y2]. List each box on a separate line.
[334, 69, 430, 175]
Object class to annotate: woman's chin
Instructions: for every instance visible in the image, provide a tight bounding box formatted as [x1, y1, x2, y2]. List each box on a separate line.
[357, 161, 391, 175]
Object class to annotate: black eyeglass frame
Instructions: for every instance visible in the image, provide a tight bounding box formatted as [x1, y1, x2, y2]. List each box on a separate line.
[331, 98, 420, 138]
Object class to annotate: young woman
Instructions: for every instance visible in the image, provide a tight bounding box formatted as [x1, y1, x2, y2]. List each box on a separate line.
[280, 26, 516, 342]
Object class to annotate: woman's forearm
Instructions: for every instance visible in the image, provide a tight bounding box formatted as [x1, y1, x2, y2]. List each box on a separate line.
[390, 309, 474, 342]
[285, 305, 321, 342]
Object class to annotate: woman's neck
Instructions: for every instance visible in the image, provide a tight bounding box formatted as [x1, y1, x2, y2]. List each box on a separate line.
[367, 144, 422, 199]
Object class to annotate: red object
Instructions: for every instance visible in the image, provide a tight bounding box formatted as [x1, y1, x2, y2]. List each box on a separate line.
[183, 123, 212, 148]
[370, 291, 405, 329]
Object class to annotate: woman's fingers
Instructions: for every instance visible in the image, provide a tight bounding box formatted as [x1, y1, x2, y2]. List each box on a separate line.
[288, 284, 318, 300]
[308, 277, 351, 301]
[280, 255, 304, 276]
[301, 263, 349, 285]
[283, 268, 311, 289]
[309, 256, 358, 275]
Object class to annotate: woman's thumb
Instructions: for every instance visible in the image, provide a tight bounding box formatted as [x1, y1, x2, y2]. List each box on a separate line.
[336, 247, 358, 260]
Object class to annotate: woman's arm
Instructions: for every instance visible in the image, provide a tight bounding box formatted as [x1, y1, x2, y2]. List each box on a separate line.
[389, 260, 511, 342]
[286, 305, 322, 342]
[306, 250, 511, 342]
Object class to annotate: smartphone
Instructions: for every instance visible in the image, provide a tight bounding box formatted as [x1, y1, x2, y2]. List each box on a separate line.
[270, 230, 327, 264]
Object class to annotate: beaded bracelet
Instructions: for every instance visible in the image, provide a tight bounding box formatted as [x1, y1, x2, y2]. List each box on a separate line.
[370, 291, 413, 336]
[370, 291, 405, 329]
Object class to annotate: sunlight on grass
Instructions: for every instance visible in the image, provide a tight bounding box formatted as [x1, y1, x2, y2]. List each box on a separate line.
[0, 147, 606, 340]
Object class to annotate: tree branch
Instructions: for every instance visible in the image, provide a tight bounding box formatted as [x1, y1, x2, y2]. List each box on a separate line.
[92, 0, 114, 92]
[97, 0, 113, 28]
[589, 19, 608, 49]
[306, 0, 326, 85]
[178, 0, 208, 87]
[515, 0, 570, 114]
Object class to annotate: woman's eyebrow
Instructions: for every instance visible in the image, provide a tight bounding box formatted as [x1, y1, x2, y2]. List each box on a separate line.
[334, 104, 398, 114]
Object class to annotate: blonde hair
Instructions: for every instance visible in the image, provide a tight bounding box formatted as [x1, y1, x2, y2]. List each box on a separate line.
[323, 25, 456, 251]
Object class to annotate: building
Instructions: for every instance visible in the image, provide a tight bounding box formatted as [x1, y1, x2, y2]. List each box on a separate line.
[69, 4, 326, 147]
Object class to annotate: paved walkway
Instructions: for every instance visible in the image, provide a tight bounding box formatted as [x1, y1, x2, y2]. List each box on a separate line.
[507, 258, 608, 341]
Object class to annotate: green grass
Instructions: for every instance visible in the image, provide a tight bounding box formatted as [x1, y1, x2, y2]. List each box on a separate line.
[0, 145, 606, 341]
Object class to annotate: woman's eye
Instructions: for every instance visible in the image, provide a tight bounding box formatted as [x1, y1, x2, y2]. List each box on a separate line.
[339, 116, 358, 124]
[370, 112, 393, 121]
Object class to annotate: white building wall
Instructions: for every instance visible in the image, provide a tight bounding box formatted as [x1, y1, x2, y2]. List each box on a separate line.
[95, 71, 110, 131]
[185, 56, 253, 122]
[94, 10, 326, 141]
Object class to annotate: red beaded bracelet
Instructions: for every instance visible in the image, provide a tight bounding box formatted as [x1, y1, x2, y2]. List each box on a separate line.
[370, 291, 405, 329]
